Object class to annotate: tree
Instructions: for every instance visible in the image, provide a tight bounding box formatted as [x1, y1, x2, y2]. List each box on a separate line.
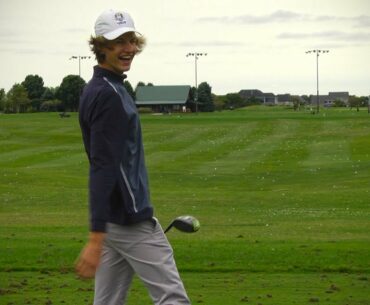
[0, 88, 5, 112]
[124, 80, 135, 100]
[40, 87, 62, 112]
[6, 84, 30, 113]
[359, 96, 368, 107]
[332, 99, 346, 107]
[41, 87, 56, 101]
[40, 99, 62, 112]
[185, 86, 196, 112]
[212, 94, 226, 111]
[56, 75, 86, 111]
[348, 95, 362, 112]
[22, 75, 45, 111]
[291, 96, 301, 111]
[301, 95, 310, 104]
[224, 93, 246, 109]
[246, 96, 262, 106]
[182, 86, 196, 112]
[22, 75, 45, 100]
[197, 82, 214, 112]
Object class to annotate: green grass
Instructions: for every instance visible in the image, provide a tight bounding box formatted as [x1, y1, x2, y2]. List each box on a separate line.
[0, 107, 369, 304]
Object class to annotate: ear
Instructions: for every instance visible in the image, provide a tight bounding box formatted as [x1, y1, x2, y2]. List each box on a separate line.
[97, 51, 106, 64]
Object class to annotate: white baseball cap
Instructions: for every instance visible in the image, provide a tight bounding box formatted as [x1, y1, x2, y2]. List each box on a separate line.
[94, 9, 140, 40]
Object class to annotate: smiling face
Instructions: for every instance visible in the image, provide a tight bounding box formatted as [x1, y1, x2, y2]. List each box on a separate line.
[99, 32, 139, 75]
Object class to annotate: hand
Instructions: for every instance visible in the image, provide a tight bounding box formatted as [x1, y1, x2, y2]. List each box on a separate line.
[75, 232, 105, 279]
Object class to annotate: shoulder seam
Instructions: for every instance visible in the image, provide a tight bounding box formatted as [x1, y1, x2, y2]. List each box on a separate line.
[103, 77, 118, 93]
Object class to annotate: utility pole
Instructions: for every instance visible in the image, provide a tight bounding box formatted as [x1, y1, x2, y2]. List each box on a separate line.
[186, 52, 207, 113]
[305, 49, 329, 114]
[69, 56, 91, 78]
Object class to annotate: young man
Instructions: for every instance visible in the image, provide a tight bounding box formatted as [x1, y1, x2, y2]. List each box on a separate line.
[76, 9, 191, 305]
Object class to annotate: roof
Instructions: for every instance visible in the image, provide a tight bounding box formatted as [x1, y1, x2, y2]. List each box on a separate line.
[310, 92, 350, 104]
[277, 94, 291, 102]
[329, 92, 349, 98]
[239, 89, 264, 98]
[136, 85, 191, 105]
[310, 95, 330, 103]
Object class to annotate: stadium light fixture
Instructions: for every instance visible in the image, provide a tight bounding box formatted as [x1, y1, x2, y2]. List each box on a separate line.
[186, 52, 207, 113]
[305, 49, 329, 113]
[69, 55, 91, 78]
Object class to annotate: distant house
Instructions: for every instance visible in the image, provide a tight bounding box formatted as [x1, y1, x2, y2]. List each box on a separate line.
[239, 89, 277, 105]
[292, 95, 307, 105]
[262, 93, 277, 105]
[277, 94, 307, 106]
[277, 94, 291, 105]
[136, 85, 192, 112]
[329, 92, 349, 105]
[239, 89, 264, 99]
[310, 91, 349, 107]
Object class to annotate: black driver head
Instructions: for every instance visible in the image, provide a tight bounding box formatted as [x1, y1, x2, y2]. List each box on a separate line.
[164, 215, 200, 233]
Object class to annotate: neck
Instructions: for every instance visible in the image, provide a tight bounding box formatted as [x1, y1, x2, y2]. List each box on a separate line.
[99, 63, 124, 75]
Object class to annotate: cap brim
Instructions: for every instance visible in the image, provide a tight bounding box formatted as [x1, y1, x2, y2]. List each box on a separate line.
[103, 27, 141, 40]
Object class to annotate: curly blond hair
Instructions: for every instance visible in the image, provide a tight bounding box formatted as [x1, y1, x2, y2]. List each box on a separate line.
[89, 32, 146, 63]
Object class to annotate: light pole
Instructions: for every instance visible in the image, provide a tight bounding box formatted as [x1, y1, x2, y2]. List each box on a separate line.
[186, 52, 207, 113]
[69, 56, 91, 78]
[305, 49, 329, 113]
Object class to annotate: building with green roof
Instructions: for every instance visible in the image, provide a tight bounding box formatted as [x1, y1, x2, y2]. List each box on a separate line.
[135, 85, 192, 113]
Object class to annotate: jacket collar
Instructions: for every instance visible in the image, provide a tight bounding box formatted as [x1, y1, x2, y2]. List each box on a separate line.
[93, 65, 127, 82]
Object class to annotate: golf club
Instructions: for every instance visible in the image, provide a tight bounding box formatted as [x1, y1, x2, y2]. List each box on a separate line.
[164, 215, 200, 233]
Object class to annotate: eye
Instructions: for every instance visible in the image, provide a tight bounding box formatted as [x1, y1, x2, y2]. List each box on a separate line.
[114, 36, 137, 45]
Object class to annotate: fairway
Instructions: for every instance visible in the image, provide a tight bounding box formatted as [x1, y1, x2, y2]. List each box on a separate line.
[1, 107, 369, 305]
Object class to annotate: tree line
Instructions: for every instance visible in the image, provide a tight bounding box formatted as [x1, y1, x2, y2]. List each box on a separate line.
[0, 75, 85, 113]
[1, 74, 368, 114]
[0, 74, 215, 113]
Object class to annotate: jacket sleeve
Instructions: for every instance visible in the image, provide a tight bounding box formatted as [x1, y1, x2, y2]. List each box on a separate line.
[88, 90, 126, 232]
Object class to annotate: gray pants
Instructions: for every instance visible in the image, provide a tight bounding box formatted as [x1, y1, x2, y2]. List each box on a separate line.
[93, 219, 191, 305]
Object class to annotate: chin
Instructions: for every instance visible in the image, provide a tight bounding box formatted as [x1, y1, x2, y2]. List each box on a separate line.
[123, 65, 131, 72]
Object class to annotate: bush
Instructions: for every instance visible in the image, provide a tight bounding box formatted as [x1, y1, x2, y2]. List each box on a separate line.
[0, 99, 5, 112]
[224, 93, 246, 110]
[137, 107, 153, 114]
[213, 98, 226, 111]
[41, 100, 62, 112]
[246, 96, 262, 106]
[332, 99, 346, 107]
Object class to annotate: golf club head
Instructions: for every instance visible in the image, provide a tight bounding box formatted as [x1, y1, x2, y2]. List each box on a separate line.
[164, 215, 200, 233]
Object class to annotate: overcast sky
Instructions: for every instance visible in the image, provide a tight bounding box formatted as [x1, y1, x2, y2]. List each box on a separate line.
[0, 0, 369, 96]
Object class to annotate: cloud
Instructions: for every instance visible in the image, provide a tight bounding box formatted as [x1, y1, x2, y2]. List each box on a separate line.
[151, 41, 245, 47]
[62, 27, 89, 34]
[278, 31, 370, 42]
[178, 41, 245, 47]
[198, 10, 305, 24]
[197, 10, 370, 28]
[0, 47, 44, 55]
[0, 31, 15, 38]
[354, 15, 370, 27]
[0, 35, 38, 46]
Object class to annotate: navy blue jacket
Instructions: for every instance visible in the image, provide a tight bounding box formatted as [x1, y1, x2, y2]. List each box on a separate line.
[79, 66, 153, 232]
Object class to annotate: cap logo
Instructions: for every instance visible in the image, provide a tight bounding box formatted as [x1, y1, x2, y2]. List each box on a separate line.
[114, 12, 126, 25]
